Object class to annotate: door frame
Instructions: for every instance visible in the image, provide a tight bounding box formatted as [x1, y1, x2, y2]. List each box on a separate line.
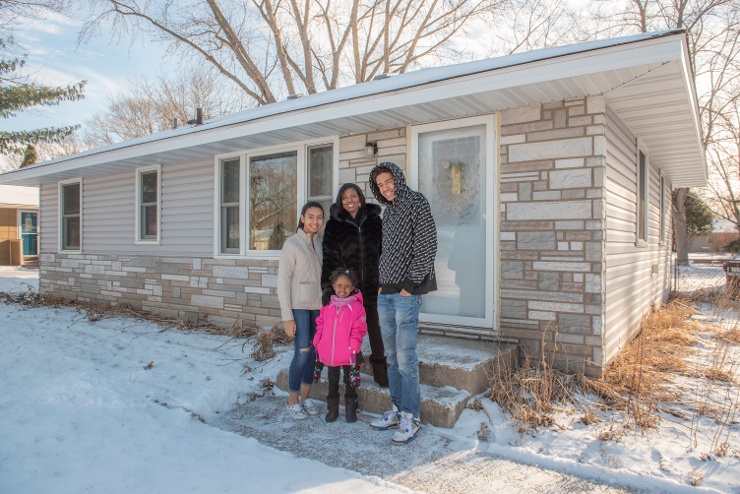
[408, 114, 498, 332]
[18, 209, 38, 257]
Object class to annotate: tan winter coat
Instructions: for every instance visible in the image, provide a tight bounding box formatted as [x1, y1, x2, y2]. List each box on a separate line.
[277, 228, 323, 321]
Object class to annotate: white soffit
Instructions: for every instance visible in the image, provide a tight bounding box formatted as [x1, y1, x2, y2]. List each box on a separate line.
[0, 30, 705, 187]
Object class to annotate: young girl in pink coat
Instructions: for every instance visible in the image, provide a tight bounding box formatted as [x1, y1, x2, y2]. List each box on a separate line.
[314, 268, 367, 423]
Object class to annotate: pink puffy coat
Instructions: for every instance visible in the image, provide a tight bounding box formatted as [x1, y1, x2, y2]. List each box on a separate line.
[313, 291, 368, 367]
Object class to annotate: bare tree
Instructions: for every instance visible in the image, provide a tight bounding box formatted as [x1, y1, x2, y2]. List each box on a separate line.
[80, 0, 499, 106]
[478, 0, 581, 57]
[82, 66, 247, 146]
[0, 0, 71, 31]
[583, 0, 740, 263]
[704, 90, 740, 234]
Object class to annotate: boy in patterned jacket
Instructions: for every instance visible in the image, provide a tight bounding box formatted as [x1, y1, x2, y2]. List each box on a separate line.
[367, 161, 437, 445]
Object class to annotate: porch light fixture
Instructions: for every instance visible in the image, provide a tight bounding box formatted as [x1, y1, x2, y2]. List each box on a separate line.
[365, 142, 378, 157]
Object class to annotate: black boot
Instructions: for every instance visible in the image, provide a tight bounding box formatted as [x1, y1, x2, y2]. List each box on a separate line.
[325, 398, 339, 422]
[370, 357, 389, 388]
[345, 397, 359, 423]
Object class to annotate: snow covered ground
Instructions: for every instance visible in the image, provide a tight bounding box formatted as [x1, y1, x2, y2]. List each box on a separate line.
[0, 269, 737, 493]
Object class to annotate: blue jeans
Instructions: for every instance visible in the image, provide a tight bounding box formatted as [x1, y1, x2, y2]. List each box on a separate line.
[288, 309, 319, 394]
[377, 293, 422, 418]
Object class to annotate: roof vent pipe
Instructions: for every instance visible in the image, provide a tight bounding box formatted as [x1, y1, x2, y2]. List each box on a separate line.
[187, 108, 204, 125]
[173, 117, 179, 129]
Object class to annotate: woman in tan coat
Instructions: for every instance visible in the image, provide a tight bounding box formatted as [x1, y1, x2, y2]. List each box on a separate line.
[277, 201, 324, 420]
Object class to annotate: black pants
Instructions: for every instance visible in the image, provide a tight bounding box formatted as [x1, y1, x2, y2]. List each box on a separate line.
[327, 365, 357, 400]
[365, 302, 385, 361]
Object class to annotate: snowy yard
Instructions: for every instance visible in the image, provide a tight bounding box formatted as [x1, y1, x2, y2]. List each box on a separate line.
[0, 269, 738, 494]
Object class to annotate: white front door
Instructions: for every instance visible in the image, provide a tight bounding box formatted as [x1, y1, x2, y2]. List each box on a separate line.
[410, 115, 497, 333]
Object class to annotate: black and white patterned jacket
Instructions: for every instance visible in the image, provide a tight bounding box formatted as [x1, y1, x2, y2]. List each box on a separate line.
[369, 162, 437, 295]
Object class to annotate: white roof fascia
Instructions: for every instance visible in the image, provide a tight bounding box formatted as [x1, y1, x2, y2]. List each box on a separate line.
[678, 36, 707, 183]
[0, 30, 691, 185]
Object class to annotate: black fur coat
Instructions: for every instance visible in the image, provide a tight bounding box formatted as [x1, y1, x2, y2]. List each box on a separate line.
[321, 202, 382, 306]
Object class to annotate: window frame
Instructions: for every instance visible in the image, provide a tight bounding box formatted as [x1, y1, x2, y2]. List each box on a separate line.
[213, 137, 338, 259]
[636, 141, 649, 246]
[135, 164, 161, 244]
[58, 178, 82, 253]
[659, 172, 666, 245]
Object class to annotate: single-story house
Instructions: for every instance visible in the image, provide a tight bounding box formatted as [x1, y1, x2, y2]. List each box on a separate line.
[0, 185, 39, 266]
[0, 30, 706, 376]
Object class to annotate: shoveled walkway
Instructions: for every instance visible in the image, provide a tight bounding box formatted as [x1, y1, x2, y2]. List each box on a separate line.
[215, 394, 642, 494]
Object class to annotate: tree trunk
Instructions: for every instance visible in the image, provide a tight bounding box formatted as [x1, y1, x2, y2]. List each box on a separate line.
[672, 187, 690, 265]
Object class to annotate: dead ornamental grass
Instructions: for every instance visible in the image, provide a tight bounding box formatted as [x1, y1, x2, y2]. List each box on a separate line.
[488, 296, 738, 434]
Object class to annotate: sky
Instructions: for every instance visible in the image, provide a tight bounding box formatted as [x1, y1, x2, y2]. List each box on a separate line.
[0, 268, 738, 494]
[2, 9, 173, 135]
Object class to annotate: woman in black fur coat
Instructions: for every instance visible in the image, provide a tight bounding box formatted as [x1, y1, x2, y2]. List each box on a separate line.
[321, 183, 388, 387]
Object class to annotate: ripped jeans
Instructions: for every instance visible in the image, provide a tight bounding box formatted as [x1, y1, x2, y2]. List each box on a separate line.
[288, 309, 319, 394]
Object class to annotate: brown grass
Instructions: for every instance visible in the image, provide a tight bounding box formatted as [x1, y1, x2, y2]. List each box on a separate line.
[0, 287, 261, 339]
[486, 296, 737, 434]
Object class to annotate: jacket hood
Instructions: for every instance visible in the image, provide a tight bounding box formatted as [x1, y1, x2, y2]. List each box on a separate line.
[369, 162, 408, 206]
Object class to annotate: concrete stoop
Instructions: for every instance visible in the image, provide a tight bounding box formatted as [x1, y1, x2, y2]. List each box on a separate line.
[276, 334, 518, 428]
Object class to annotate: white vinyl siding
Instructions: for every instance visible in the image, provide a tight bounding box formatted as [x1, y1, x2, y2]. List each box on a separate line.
[49, 160, 214, 257]
[604, 107, 672, 366]
[39, 184, 58, 254]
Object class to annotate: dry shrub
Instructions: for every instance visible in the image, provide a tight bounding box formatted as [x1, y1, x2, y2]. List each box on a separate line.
[487, 325, 579, 432]
[250, 329, 277, 361]
[248, 325, 292, 362]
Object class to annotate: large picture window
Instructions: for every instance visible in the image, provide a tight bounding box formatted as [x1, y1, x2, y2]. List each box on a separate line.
[60, 181, 81, 251]
[136, 166, 160, 242]
[216, 140, 335, 256]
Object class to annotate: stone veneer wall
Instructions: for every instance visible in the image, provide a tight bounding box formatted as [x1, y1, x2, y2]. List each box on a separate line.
[498, 97, 607, 377]
[39, 253, 282, 330]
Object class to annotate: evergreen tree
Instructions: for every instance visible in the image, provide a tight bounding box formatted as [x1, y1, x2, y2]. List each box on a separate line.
[20, 144, 37, 167]
[684, 191, 714, 248]
[0, 37, 85, 155]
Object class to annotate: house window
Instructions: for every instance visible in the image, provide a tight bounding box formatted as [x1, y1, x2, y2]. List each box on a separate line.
[659, 174, 666, 244]
[220, 157, 241, 254]
[308, 144, 334, 213]
[60, 181, 81, 251]
[136, 166, 160, 242]
[637, 147, 648, 243]
[216, 141, 334, 255]
[250, 151, 297, 250]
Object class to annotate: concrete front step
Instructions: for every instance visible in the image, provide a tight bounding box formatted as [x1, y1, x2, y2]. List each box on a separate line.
[275, 334, 518, 428]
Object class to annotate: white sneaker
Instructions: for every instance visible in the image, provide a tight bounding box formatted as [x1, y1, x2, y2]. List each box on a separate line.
[287, 402, 308, 420]
[369, 405, 401, 430]
[391, 412, 420, 445]
[302, 398, 320, 416]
